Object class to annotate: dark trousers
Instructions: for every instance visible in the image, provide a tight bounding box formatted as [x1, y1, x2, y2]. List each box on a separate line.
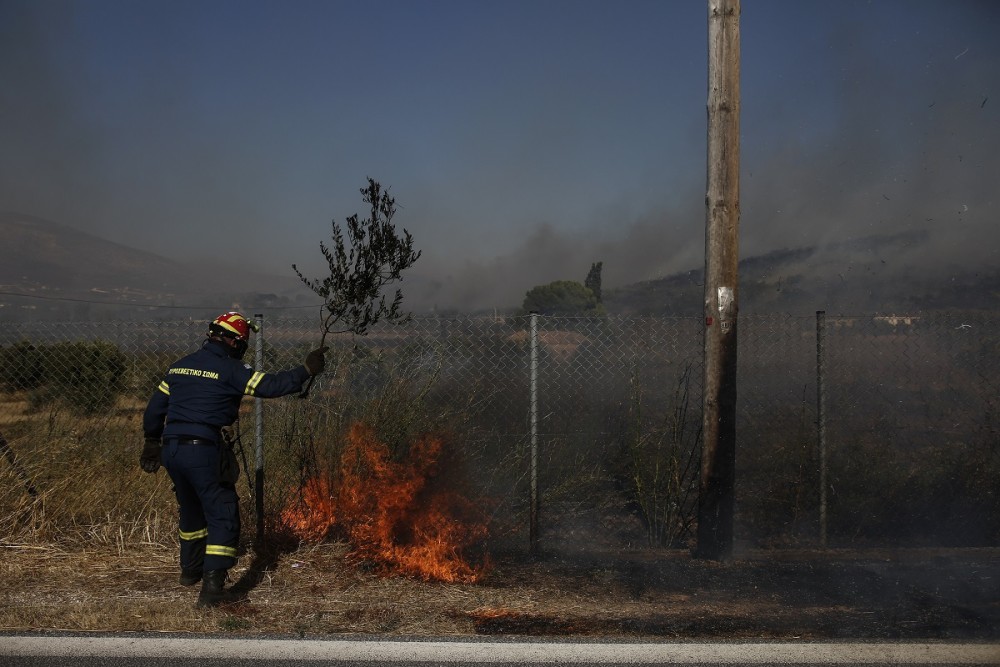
[162, 438, 240, 572]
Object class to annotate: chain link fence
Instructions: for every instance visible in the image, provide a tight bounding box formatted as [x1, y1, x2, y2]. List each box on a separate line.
[1, 312, 998, 552]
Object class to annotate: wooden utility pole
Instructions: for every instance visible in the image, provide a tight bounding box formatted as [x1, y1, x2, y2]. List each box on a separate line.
[697, 0, 741, 561]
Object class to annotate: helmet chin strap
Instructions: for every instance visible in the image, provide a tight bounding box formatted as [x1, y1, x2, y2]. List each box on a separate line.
[209, 333, 248, 360]
[231, 338, 249, 360]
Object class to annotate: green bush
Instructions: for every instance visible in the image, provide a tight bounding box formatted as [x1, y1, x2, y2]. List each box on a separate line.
[4, 340, 128, 414]
[0, 341, 45, 391]
[46, 341, 128, 414]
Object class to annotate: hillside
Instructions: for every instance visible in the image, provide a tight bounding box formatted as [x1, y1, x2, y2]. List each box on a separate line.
[604, 231, 1000, 316]
[0, 213, 189, 292]
[0, 213, 313, 320]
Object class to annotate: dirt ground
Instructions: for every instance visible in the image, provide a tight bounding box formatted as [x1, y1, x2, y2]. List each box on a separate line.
[1, 541, 998, 640]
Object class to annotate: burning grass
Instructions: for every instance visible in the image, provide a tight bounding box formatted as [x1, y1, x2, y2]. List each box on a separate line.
[279, 422, 491, 583]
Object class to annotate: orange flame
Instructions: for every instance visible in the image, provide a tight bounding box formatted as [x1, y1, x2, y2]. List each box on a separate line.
[279, 474, 337, 543]
[280, 422, 490, 583]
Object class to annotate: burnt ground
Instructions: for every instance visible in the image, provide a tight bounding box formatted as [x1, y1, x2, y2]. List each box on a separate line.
[466, 547, 1000, 640]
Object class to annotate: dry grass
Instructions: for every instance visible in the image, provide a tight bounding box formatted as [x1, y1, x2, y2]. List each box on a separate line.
[2, 536, 1000, 639]
[0, 539, 517, 636]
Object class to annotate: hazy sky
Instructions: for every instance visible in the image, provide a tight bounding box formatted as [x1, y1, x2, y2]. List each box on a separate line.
[2, 0, 997, 311]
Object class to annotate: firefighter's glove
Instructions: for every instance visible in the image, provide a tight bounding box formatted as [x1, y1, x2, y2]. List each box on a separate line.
[304, 346, 329, 376]
[140, 437, 162, 473]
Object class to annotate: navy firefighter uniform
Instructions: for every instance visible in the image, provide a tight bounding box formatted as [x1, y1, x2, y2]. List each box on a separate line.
[141, 311, 327, 607]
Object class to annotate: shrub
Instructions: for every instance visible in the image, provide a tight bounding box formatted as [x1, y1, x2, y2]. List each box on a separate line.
[51, 341, 128, 414]
[8, 340, 129, 414]
[619, 364, 701, 547]
[0, 341, 45, 391]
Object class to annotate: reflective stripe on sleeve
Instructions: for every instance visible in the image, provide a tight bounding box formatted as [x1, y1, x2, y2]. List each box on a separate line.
[244, 371, 265, 396]
[157, 381, 170, 395]
[206, 544, 238, 558]
[179, 527, 208, 541]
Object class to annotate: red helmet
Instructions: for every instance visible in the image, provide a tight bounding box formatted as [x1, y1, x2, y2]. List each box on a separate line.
[209, 312, 257, 340]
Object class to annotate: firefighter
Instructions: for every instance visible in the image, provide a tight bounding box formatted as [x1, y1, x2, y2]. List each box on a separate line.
[140, 311, 327, 607]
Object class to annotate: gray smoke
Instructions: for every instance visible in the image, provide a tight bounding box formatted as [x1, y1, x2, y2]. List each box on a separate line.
[2, 1, 997, 315]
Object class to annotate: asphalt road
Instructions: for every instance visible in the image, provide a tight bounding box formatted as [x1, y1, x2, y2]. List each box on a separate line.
[1, 635, 998, 666]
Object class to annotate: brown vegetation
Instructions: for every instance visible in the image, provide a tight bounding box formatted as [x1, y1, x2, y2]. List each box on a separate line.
[1, 539, 998, 639]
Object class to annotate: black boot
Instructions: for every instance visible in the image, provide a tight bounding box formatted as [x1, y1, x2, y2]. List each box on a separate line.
[196, 569, 232, 607]
[179, 568, 203, 586]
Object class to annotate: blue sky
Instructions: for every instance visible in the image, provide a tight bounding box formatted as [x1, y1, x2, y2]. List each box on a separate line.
[2, 0, 997, 311]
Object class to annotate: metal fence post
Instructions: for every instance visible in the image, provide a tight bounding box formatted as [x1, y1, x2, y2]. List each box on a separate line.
[254, 313, 265, 545]
[816, 310, 828, 547]
[529, 311, 539, 556]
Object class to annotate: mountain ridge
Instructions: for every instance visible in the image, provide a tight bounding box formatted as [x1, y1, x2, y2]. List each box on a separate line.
[2, 212, 997, 320]
[0, 212, 314, 320]
[604, 229, 1000, 316]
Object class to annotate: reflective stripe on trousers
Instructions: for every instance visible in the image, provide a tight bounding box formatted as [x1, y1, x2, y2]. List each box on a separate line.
[162, 438, 241, 572]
